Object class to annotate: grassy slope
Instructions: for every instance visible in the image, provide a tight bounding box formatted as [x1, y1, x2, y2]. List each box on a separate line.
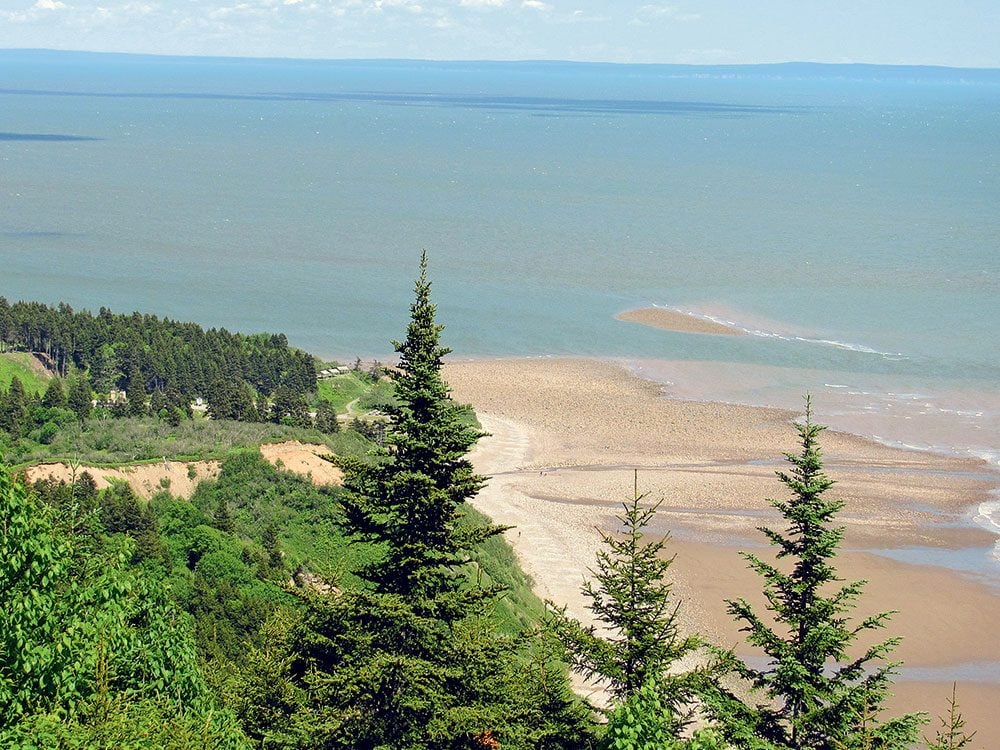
[181, 452, 545, 634]
[0, 352, 50, 394]
[317, 373, 370, 412]
[464, 505, 547, 632]
[9, 417, 370, 468]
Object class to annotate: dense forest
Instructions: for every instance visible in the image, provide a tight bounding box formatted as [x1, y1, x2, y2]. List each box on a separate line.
[0, 297, 376, 461]
[0, 296, 316, 402]
[0, 260, 978, 748]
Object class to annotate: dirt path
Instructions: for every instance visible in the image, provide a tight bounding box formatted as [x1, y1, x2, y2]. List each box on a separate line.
[470, 414, 613, 705]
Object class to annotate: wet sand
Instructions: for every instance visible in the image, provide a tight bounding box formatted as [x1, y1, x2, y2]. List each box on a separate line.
[445, 357, 1000, 744]
[616, 307, 743, 336]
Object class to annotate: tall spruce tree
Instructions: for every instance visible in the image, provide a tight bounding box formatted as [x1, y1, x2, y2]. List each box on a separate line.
[270, 253, 592, 748]
[701, 398, 923, 750]
[341, 250, 504, 607]
[548, 474, 701, 727]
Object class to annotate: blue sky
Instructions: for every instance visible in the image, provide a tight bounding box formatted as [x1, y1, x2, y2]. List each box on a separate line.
[2, 0, 998, 67]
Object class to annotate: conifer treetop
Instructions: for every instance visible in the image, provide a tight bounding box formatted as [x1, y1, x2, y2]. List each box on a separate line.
[548, 472, 701, 720]
[341, 251, 502, 609]
[703, 397, 924, 750]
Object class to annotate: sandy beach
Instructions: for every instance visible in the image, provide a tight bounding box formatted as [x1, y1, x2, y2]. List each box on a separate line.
[445, 357, 1000, 744]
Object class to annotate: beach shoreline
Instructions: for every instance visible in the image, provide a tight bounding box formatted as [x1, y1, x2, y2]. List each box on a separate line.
[445, 356, 1000, 744]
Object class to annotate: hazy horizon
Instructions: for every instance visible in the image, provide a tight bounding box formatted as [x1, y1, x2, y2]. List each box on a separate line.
[2, 0, 998, 68]
[5, 47, 1000, 74]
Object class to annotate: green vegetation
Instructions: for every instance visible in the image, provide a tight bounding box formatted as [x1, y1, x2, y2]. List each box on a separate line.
[239, 253, 592, 748]
[0, 351, 49, 394]
[701, 398, 924, 749]
[0, 305, 401, 465]
[4, 415, 370, 468]
[316, 371, 370, 412]
[0, 266, 977, 748]
[548, 478, 702, 725]
[0, 297, 315, 396]
[0, 462, 244, 748]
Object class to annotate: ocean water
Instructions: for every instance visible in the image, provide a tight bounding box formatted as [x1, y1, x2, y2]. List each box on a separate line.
[2, 51, 998, 475]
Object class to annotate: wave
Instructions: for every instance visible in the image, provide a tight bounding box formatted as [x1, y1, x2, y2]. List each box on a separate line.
[973, 494, 1000, 566]
[975, 499, 1000, 534]
[663, 306, 909, 361]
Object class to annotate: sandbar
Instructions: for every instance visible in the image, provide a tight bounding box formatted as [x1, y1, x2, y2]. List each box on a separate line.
[616, 307, 743, 336]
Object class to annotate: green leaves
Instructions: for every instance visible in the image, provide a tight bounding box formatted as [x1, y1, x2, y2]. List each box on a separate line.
[0, 459, 231, 741]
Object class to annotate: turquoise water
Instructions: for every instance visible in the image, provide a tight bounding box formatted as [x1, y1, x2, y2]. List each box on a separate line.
[2, 50, 999, 467]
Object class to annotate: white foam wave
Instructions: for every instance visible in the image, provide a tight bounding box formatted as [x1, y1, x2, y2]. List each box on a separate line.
[662, 306, 909, 360]
[974, 500, 1000, 534]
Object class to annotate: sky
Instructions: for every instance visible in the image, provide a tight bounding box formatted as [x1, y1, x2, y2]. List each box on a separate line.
[1, 0, 999, 67]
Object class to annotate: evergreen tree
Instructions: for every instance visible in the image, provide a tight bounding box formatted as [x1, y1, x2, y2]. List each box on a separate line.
[701, 398, 923, 750]
[262, 522, 284, 571]
[67, 375, 93, 423]
[271, 253, 582, 748]
[214, 496, 235, 533]
[99, 482, 167, 565]
[270, 385, 310, 427]
[149, 388, 168, 417]
[164, 383, 191, 417]
[0, 375, 28, 435]
[924, 685, 975, 750]
[41, 377, 67, 408]
[126, 367, 148, 416]
[73, 471, 99, 510]
[342, 251, 502, 603]
[548, 474, 701, 725]
[315, 399, 340, 434]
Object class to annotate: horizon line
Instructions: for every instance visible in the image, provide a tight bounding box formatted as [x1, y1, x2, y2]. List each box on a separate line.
[4, 47, 1000, 73]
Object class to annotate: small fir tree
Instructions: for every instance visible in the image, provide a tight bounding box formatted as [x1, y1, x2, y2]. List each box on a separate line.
[701, 398, 923, 750]
[548, 473, 701, 727]
[924, 685, 976, 750]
